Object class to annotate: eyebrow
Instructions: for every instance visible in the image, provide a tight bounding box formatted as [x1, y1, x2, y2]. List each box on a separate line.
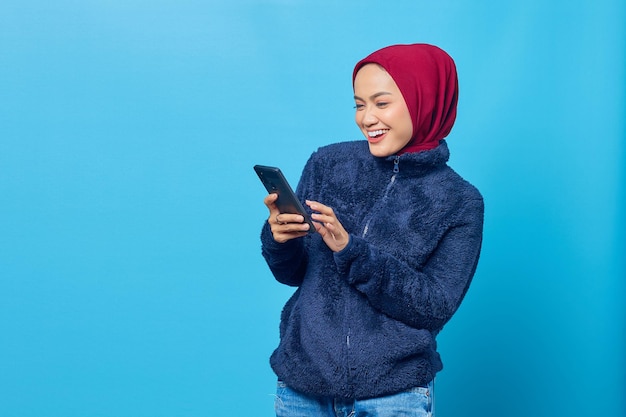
[353, 91, 393, 101]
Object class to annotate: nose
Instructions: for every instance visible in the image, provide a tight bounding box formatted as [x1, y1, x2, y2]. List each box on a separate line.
[361, 106, 378, 127]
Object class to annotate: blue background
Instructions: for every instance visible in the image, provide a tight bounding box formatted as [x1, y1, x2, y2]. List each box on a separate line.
[1, 1, 624, 416]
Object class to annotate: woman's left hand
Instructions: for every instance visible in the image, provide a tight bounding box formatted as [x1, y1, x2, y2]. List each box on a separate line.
[306, 200, 350, 252]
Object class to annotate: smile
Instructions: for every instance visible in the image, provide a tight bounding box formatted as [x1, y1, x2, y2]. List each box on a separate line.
[368, 129, 389, 138]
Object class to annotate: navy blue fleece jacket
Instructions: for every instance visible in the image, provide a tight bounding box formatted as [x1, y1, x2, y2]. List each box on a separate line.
[260, 140, 484, 400]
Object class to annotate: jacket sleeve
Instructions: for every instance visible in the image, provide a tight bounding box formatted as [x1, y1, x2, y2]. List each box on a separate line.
[333, 196, 484, 332]
[261, 224, 307, 287]
[259, 152, 320, 287]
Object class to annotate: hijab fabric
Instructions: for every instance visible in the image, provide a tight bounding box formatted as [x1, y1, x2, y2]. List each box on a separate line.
[353, 43, 459, 154]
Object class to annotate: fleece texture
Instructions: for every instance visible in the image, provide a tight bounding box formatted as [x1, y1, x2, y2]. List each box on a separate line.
[260, 140, 484, 400]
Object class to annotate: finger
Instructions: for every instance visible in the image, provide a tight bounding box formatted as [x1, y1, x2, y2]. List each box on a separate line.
[322, 221, 343, 237]
[311, 212, 335, 225]
[264, 193, 279, 208]
[280, 222, 310, 233]
[307, 201, 334, 221]
[306, 200, 329, 214]
[311, 213, 345, 238]
[271, 223, 310, 241]
[276, 214, 305, 224]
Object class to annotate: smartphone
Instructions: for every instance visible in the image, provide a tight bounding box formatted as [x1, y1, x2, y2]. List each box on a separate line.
[254, 165, 315, 232]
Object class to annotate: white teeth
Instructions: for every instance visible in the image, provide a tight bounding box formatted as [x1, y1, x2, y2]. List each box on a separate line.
[368, 129, 388, 137]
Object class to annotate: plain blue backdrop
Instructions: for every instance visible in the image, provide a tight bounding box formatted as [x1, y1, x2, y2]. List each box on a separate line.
[1, 1, 624, 416]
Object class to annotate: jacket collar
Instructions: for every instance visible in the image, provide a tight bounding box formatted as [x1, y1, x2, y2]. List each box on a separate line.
[382, 140, 450, 175]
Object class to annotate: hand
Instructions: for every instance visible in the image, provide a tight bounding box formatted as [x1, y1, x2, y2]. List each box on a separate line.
[306, 200, 349, 252]
[263, 193, 311, 243]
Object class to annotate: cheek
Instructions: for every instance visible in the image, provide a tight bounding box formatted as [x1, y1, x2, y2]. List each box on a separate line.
[354, 112, 362, 127]
[403, 118, 414, 140]
[391, 108, 414, 140]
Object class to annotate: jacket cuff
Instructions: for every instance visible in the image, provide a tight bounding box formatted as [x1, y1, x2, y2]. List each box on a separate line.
[333, 234, 360, 277]
[261, 221, 303, 256]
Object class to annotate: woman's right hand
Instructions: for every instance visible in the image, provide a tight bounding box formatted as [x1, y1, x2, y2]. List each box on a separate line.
[264, 193, 311, 243]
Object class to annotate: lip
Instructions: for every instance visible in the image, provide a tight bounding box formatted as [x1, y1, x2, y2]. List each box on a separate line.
[366, 129, 388, 144]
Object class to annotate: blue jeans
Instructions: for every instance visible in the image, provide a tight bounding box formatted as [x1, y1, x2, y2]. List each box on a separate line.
[274, 380, 434, 417]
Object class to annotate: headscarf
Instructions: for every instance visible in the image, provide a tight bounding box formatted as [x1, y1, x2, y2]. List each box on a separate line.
[352, 43, 459, 154]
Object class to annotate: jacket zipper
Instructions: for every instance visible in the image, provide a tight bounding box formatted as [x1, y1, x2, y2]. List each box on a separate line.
[361, 156, 400, 238]
[345, 156, 400, 394]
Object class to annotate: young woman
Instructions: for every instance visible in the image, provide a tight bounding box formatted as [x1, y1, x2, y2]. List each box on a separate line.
[260, 43, 484, 417]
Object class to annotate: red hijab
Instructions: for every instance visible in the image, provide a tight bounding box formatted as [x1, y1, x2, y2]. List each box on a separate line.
[353, 43, 459, 154]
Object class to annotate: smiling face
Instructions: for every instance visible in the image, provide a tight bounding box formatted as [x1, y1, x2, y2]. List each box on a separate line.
[353, 64, 413, 157]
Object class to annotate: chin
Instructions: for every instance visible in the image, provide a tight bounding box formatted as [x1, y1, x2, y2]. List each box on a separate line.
[367, 143, 395, 158]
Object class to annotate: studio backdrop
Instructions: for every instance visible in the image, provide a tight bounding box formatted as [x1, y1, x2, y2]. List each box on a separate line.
[0, 1, 624, 416]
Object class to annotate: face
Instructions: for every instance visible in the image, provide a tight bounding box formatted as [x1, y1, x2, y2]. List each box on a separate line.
[353, 64, 413, 157]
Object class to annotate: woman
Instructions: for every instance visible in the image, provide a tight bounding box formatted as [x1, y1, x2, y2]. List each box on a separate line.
[260, 43, 484, 416]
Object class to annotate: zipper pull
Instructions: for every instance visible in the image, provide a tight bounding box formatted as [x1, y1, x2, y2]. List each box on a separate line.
[393, 156, 400, 173]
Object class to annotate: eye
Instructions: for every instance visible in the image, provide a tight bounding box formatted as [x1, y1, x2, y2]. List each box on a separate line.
[354, 103, 365, 110]
[376, 102, 389, 108]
